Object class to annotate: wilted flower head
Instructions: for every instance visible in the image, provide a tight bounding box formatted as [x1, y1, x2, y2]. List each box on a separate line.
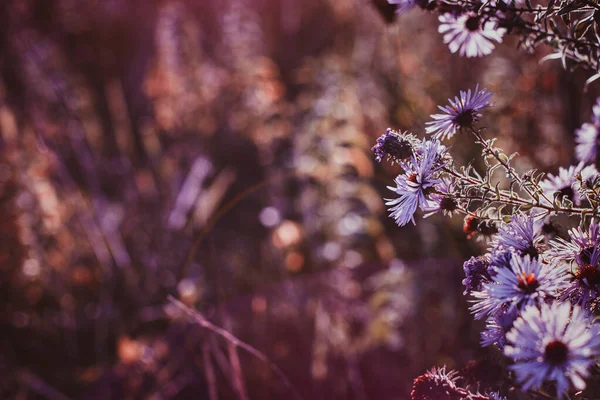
[411, 366, 505, 400]
[372, 128, 420, 164]
[438, 13, 506, 58]
[385, 139, 445, 226]
[470, 255, 567, 320]
[505, 302, 600, 398]
[411, 366, 462, 400]
[425, 84, 492, 141]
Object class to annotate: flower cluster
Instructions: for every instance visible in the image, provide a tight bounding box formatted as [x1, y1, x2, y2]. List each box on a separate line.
[374, 85, 600, 398]
[385, 0, 600, 74]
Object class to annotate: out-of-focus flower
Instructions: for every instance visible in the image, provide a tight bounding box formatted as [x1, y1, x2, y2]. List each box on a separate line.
[592, 98, 600, 125]
[388, 0, 417, 15]
[372, 128, 420, 164]
[487, 392, 507, 400]
[575, 98, 600, 163]
[385, 140, 445, 226]
[437, 13, 506, 58]
[505, 302, 600, 398]
[574, 123, 599, 164]
[470, 255, 567, 320]
[425, 84, 492, 141]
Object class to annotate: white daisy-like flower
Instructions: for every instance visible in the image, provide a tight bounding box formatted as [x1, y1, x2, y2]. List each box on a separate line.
[425, 84, 492, 141]
[438, 13, 506, 58]
[505, 301, 600, 398]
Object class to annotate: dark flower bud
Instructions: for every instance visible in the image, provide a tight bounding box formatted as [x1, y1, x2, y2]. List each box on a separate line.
[372, 128, 419, 165]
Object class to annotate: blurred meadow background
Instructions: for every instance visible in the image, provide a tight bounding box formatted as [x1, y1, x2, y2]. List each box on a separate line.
[0, 0, 595, 399]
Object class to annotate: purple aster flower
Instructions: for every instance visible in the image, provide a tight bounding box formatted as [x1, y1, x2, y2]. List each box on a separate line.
[540, 165, 578, 204]
[470, 255, 567, 320]
[388, 0, 417, 14]
[505, 301, 600, 398]
[437, 13, 506, 58]
[462, 255, 491, 295]
[574, 123, 599, 164]
[560, 247, 600, 309]
[574, 98, 600, 163]
[592, 97, 600, 125]
[425, 84, 492, 141]
[540, 163, 598, 206]
[489, 213, 542, 260]
[385, 139, 445, 226]
[372, 128, 420, 164]
[548, 222, 600, 264]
